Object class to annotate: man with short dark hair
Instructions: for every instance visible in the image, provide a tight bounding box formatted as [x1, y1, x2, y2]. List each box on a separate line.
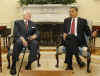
[63, 7, 95, 70]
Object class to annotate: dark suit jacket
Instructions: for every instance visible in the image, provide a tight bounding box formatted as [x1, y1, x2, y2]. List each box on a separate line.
[13, 20, 40, 40]
[64, 17, 91, 46]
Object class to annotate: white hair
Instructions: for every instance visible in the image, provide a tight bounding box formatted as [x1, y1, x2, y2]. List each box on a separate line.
[23, 10, 31, 15]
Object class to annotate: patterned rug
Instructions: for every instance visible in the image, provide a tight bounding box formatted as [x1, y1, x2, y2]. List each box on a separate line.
[1, 52, 100, 76]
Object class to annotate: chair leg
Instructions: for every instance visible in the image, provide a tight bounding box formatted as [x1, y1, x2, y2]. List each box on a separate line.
[87, 56, 91, 73]
[86, 47, 91, 73]
[37, 53, 41, 67]
[7, 54, 10, 69]
[55, 54, 59, 68]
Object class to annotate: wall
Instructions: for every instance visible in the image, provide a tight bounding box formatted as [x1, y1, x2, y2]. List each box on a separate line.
[0, 0, 100, 47]
[77, 0, 100, 25]
[0, 0, 22, 27]
[0, 0, 100, 26]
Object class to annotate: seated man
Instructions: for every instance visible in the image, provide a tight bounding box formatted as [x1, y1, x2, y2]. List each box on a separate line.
[10, 10, 40, 75]
[63, 7, 96, 70]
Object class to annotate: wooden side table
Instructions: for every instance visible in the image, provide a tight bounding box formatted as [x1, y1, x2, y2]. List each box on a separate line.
[0, 26, 11, 72]
[92, 25, 100, 52]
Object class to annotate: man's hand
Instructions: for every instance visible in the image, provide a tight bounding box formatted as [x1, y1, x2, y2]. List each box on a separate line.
[20, 36, 28, 47]
[28, 34, 37, 40]
[63, 33, 67, 40]
[92, 31, 97, 37]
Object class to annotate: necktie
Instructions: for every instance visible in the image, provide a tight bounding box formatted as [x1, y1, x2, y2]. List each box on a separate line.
[25, 21, 28, 32]
[71, 19, 75, 34]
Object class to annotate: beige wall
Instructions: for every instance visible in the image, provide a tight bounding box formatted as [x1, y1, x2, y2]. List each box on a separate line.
[0, 0, 100, 27]
[77, 0, 100, 25]
[0, 0, 22, 27]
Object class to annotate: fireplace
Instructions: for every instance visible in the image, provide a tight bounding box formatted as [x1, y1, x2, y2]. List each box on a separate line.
[22, 4, 78, 46]
[37, 22, 63, 46]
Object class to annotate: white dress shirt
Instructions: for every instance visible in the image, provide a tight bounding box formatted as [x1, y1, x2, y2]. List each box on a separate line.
[69, 17, 78, 36]
[24, 20, 28, 25]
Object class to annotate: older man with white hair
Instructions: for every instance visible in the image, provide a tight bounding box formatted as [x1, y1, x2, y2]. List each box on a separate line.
[10, 10, 40, 75]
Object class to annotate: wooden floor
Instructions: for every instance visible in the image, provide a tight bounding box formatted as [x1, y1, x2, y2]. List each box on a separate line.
[21, 70, 73, 76]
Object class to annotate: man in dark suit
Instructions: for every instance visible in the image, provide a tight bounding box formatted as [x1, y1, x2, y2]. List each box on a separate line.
[63, 7, 94, 70]
[10, 10, 40, 75]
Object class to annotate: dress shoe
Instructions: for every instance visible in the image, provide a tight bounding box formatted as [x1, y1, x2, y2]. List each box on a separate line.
[25, 65, 31, 70]
[10, 66, 16, 75]
[65, 66, 73, 70]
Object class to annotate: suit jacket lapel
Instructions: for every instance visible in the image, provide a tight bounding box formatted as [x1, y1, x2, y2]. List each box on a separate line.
[67, 17, 72, 33]
[77, 17, 80, 35]
[28, 20, 31, 32]
[22, 20, 26, 32]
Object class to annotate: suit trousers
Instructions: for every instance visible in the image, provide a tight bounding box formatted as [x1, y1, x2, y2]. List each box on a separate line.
[65, 48, 82, 68]
[11, 38, 39, 68]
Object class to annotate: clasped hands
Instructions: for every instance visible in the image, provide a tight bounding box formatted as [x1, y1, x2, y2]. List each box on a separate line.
[63, 31, 97, 40]
[20, 34, 37, 47]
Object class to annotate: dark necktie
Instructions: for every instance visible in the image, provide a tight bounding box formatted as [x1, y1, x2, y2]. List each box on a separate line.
[71, 19, 75, 34]
[25, 21, 28, 32]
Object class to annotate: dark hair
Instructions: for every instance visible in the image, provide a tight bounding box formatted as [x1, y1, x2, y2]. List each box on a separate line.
[70, 7, 78, 12]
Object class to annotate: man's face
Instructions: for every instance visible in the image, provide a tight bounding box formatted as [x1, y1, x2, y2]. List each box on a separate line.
[69, 8, 78, 18]
[24, 12, 31, 21]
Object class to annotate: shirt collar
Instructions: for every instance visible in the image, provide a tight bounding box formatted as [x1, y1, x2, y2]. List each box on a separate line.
[24, 19, 29, 22]
[72, 17, 78, 20]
